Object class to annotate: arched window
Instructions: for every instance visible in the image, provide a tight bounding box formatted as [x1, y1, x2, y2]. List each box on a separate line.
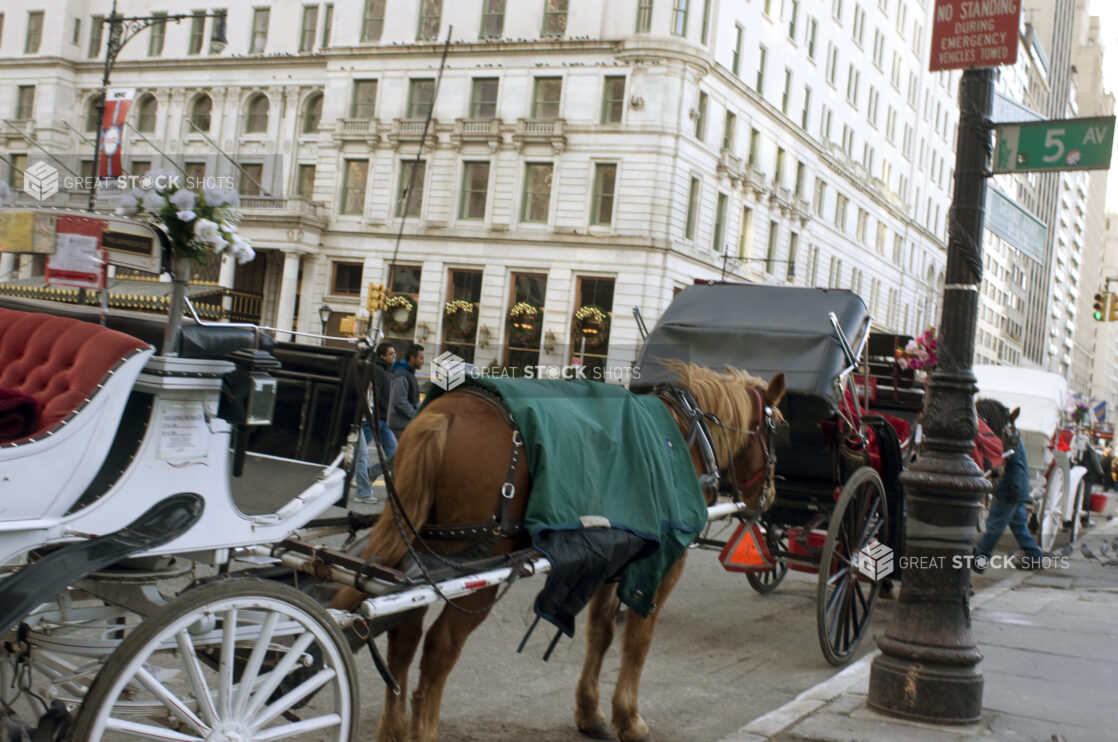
[302, 93, 323, 134]
[84, 94, 104, 132]
[135, 94, 158, 133]
[245, 94, 269, 134]
[189, 94, 212, 132]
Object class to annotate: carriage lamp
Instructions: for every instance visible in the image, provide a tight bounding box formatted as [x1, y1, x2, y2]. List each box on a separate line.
[219, 349, 281, 427]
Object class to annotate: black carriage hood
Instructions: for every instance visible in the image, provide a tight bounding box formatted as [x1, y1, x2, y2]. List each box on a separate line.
[632, 284, 870, 412]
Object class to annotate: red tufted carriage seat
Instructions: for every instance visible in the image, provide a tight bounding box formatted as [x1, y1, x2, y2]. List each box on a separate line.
[0, 308, 150, 444]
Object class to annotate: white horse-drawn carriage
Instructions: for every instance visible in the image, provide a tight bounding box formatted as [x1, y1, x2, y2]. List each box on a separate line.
[973, 364, 1089, 551]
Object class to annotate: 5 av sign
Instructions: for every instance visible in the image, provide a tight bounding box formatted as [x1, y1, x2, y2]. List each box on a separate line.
[992, 116, 1116, 174]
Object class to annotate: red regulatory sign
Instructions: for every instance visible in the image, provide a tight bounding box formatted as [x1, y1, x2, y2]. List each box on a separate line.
[929, 0, 1021, 72]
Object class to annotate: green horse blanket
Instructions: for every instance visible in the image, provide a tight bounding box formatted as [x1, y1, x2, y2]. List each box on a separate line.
[425, 377, 707, 635]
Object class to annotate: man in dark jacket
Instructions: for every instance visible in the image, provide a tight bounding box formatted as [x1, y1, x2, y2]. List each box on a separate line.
[353, 343, 398, 504]
[388, 343, 424, 438]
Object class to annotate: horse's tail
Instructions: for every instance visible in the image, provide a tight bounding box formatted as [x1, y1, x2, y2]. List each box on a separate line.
[330, 411, 450, 611]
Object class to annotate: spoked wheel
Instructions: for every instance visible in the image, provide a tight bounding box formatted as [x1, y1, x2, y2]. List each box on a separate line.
[71, 578, 360, 742]
[817, 467, 888, 667]
[1037, 470, 1066, 553]
[746, 528, 789, 594]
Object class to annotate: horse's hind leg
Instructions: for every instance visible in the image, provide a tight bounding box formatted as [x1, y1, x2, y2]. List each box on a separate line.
[376, 607, 428, 742]
[612, 555, 687, 742]
[576, 583, 621, 739]
[409, 588, 497, 742]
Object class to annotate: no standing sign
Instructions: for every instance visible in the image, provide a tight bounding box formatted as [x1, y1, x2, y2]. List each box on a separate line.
[929, 0, 1021, 72]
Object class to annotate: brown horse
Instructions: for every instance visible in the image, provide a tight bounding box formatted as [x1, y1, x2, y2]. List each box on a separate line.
[332, 363, 786, 742]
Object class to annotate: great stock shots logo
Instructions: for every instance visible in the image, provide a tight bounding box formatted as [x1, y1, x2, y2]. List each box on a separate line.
[432, 351, 468, 392]
[23, 161, 60, 201]
[854, 540, 894, 581]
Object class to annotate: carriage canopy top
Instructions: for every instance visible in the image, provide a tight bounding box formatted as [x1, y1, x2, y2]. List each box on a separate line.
[634, 284, 870, 410]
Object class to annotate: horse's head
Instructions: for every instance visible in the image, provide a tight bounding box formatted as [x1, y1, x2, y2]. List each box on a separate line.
[975, 398, 1021, 475]
[663, 362, 786, 512]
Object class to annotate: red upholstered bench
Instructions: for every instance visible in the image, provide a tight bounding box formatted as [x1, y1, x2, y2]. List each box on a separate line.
[0, 309, 150, 444]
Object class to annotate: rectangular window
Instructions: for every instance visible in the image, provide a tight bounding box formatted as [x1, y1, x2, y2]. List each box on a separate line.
[801, 86, 811, 130]
[250, 8, 270, 53]
[591, 163, 617, 226]
[765, 221, 779, 273]
[782, 69, 792, 114]
[25, 11, 43, 53]
[694, 91, 707, 140]
[867, 86, 879, 126]
[188, 12, 205, 54]
[359, 0, 384, 41]
[814, 179, 826, 215]
[340, 159, 369, 215]
[331, 262, 363, 296]
[418, 0, 442, 40]
[825, 44, 838, 85]
[470, 78, 499, 118]
[506, 273, 548, 363]
[700, 0, 712, 43]
[542, 0, 568, 37]
[8, 154, 27, 190]
[322, 4, 333, 47]
[73, 17, 81, 45]
[148, 12, 167, 56]
[875, 222, 887, 254]
[852, 4, 865, 45]
[89, 15, 104, 57]
[239, 163, 264, 196]
[300, 5, 318, 50]
[738, 206, 753, 257]
[532, 77, 562, 119]
[637, 0, 654, 32]
[712, 192, 728, 251]
[408, 79, 435, 119]
[351, 80, 377, 118]
[806, 17, 817, 58]
[789, 0, 799, 38]
[756, 46, 767, 94]
[787, 232, 799, 281]
[748, 128, 760, 166]
[846, 65, 859, 106]
[773, 147, 785, 186]
[521, 162, 554, 222]
[672, 0, 688, 36]
[873, 29, 884, 67]
[722, 110, 735, 151]
[396, 160, 427, 218]
[732, 24, 743, 75]
[857, 208, 868, 243]
[794, 161, 805, 197]
[601, 76, 625, 123]
[685, 177, 700, 240]
[841, 124, 854, 156]
[296, 164, 316, 197]
[835, 193, 848, 230]
[481, 0, 505, 37]
[15, 85, 34, 120]
[460, 161, 490, 219]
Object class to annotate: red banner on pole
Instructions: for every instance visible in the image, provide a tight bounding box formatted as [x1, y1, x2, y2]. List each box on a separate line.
[929, 0, 1021, 72]
[97, 88, 134, 179]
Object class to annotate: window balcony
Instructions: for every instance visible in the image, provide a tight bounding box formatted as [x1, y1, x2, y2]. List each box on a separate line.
[450, 118, 502, 151]
[388, 118, 438, 148]
[512, 118, 566, 154]
[332, 118, 381, 146]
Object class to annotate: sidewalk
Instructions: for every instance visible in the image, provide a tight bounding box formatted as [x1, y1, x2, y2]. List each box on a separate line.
[720, 506, 1118, 742]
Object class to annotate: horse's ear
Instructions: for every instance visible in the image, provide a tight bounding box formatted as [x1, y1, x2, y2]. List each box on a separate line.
[765, 372, 786, 407]
[1009, 407, 1021, 424]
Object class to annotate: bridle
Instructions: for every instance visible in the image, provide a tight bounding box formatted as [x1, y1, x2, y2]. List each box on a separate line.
[655, 384, 778, 513]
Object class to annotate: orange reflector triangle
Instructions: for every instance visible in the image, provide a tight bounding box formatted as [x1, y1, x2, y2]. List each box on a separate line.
[718, 523, 775, 573]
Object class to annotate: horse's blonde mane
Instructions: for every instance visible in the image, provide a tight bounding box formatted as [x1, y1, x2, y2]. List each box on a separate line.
[661, 360, 780, 467]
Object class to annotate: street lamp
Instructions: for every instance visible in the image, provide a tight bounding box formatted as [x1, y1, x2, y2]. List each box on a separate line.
[88, 1, 228, 211]
[318, 303, 332, 343]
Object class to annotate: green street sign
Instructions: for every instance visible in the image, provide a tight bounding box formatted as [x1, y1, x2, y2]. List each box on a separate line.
[992, 116, 1115, 173]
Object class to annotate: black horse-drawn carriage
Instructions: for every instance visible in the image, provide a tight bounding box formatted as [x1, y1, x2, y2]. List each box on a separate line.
[636, 284, 923, 665]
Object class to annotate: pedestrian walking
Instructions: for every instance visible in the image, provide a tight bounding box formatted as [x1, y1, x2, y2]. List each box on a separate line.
[973, 398, 1046, 571]
[388, 343, 424, 439]
[352, 343, 398, 504]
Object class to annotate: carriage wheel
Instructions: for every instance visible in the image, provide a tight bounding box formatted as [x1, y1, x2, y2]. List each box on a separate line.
[71, 579, 360, 742]
[746, 529, 789, 594]
[816, 467, 888, 667]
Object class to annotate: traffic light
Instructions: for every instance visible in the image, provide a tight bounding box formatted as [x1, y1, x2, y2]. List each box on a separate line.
[1109, 293, 1118, 322]
[366, 283, 387, 312]
[1093, 292, 1108, 321]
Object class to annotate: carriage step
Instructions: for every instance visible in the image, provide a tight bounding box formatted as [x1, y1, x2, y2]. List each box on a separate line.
[0, 493, 203, 638]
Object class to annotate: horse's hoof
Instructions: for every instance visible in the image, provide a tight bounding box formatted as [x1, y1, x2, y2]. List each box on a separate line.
[577, 721, 613, 740]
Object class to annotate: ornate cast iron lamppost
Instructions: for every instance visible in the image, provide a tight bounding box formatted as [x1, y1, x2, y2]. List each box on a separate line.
[88, 0, 228, 210]
[867, 67, 996, 723]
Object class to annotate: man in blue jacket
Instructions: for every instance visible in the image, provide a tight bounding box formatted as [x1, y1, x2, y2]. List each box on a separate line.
[388, 343, 424, 439]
